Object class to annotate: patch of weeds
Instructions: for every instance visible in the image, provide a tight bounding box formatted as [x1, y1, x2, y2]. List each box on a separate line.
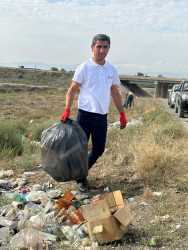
[143, 107, 170, 125]
[0, 120, 24, 158]
[120, 227, 150, 246]
[175, 177, 188, 194]
[153, 122, 184, 144]
[32, 120, 58, 141]
[23, 140, 40, 154]
[152, 194, 187, 218]
[12, 154, 39, 171]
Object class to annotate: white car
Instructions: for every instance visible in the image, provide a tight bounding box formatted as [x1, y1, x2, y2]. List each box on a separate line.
[168, 84, 180, 108]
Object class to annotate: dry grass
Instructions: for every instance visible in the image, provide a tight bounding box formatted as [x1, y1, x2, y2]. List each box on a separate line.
[0, 83, 188, 249]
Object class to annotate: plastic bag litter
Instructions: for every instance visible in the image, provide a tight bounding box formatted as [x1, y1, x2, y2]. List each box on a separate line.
[10, 228, 43, 249]
[40, 119, 88, 182]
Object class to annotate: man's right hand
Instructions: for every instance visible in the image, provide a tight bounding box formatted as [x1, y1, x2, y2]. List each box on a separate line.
[61, 109, 70, 122]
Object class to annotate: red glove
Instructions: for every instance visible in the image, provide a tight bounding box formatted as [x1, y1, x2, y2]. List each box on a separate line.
[120, 112, 127, 129]
[61, 109, 70, 122]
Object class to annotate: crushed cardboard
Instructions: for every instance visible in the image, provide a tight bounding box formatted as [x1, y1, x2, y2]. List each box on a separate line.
[80, 190, 135, 244]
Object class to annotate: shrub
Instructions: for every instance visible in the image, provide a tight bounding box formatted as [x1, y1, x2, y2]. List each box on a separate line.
[0, 120, 25, 158]
[32, 120, 58, 141]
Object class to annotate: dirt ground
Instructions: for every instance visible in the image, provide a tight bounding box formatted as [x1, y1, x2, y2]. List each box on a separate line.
[1, 85, 188, 249]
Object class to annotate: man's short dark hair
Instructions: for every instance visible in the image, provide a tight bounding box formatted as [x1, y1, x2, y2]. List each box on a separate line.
[92, 34, 111, 46]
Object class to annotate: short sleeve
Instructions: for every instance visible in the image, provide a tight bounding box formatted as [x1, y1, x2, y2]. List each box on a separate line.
[72, 64, 84, 84]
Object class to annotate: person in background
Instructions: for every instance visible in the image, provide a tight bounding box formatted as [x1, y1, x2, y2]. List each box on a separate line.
[123, 91, 134, 108]
[61, 34, 127, 192]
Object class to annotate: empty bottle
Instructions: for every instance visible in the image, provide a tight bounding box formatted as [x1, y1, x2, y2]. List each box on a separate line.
[62, 189, 74, 201]
[55, 198, 73, 210]
[69, 209, 84, 225]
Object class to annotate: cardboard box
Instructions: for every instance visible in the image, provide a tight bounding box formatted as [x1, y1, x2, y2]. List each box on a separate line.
[80, 190, 135, 244]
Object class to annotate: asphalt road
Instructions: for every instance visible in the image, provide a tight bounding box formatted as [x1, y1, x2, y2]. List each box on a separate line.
[160, 98, 188, 133]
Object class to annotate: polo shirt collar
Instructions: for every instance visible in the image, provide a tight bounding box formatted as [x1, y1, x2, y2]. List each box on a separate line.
[89, 57, 107, 67]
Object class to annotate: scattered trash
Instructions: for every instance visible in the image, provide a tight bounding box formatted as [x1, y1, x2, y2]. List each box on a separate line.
[171, 224, 181, 233]
[97, 173, 104, 179]
[20, 188, 27, 194]
[10, 228, 44, 249]
[28, 131, 33, 140]
[0, 164, 135, 249]
[126, 118, 143, 127]
[103, 186, 109, 192]
[151, 214, 171, 224]
[139, 202, 148, 206]
[23, 171, 36, 177]
[128, 197, 135, 202]
[0, 170, 14, 178]
[151, 191, 162, 197]
[108, 118, 143, 129]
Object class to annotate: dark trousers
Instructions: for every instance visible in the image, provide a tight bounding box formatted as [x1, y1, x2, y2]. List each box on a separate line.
[123, 95, 133, 108]
[76, 109, 108, 184]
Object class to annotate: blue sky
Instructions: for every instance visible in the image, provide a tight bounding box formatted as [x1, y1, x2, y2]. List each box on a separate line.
[0, 0, 188, 77]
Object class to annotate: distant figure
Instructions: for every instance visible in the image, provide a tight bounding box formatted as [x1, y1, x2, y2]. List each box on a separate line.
[123, 92, 134, 108]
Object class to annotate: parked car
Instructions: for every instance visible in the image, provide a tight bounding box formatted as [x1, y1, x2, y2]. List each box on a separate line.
[175, 80, 188, 117]
[168, 84, 180, 108]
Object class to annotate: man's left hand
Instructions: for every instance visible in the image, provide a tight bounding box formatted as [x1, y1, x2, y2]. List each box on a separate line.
[120, 112, 127, 129]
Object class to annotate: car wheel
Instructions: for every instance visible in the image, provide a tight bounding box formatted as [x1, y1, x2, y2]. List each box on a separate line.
[170, 102, 174, 108]
[178, 106, 184, 118]
[175, 101, 178, 113]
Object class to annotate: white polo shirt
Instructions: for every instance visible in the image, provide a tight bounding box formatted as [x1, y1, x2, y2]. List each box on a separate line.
[72, 58, 121, 115]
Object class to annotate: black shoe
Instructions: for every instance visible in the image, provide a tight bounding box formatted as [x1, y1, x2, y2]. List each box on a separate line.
[77, 182, 88, 192]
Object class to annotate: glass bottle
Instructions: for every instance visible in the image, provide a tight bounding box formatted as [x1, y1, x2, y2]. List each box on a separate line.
[55, 198, 73, 210]
[62, 189, 74, 201]
[69, 209, 84, 225]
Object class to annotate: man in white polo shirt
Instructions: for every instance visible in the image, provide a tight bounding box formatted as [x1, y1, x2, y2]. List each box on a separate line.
[61, 34, 127, 192]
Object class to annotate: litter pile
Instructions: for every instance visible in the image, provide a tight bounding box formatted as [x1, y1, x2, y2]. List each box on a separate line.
[0, 170, 135, 250]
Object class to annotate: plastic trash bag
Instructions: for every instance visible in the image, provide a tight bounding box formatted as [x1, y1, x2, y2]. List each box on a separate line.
[40, 119, 88, 182]
[10, 228, 43, 249]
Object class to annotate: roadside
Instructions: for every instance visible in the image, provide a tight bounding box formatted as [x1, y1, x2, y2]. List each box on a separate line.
[160, 98, 188, 133]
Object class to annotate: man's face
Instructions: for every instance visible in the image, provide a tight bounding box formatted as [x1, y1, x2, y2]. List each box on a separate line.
[91, 40, 110, 64]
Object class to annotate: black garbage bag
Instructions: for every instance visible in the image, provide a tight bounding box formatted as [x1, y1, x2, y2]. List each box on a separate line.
[40, 118, 88, 182]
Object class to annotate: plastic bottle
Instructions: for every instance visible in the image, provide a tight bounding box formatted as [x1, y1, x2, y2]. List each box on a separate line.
[41, 223, 61, 235]
[61, 225, 80, 243]
[72, 225, 88, 238]
[75, 194, 90, 201]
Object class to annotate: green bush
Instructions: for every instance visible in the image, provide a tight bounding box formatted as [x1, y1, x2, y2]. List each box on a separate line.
[32, 120, 58, 141]
[0, 120, 25, 158]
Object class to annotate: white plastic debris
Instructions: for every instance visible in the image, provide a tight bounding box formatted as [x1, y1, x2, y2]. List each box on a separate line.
[151, 191, 162, 197]
[108, 118, 143, 129]
[23, 171, 36, 177]
[171, 224, 181, 232]
[25, 190, 48, 205]
[10, 228, 44, 249]
[0, 170, 14, 178]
